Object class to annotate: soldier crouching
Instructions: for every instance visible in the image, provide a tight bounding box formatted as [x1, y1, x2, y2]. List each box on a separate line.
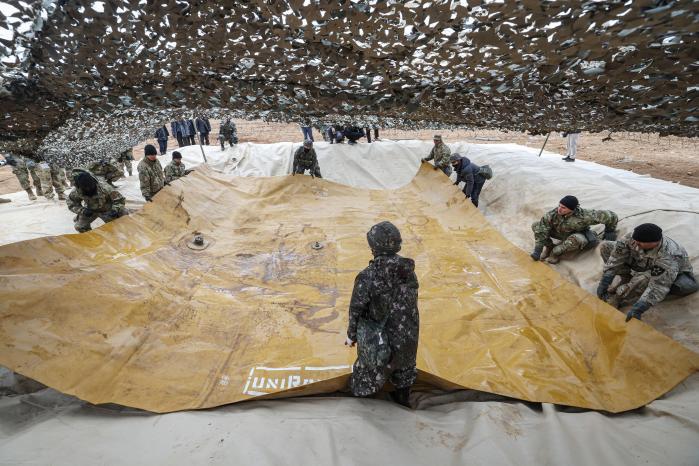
[345, 221, 419, 408]
[67, 169, 128, 232]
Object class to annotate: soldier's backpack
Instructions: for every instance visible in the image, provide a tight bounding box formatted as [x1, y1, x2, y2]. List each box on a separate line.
[478, 164, 493, 180]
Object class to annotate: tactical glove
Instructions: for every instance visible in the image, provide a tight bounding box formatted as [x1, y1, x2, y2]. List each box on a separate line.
[626, 300, 650, 322]
[344, 337, 356, 347]
[145, 197, 153, 202]
[530, 246, 543, 261]
[3, 157, 14, 166]
[184, 169, 194, 175]
[596, 273, 615, 300]
[432, 165, 438, 171]
[107, 209, 121, 220]
[420, 158, 426, 163]
[82, 207, 93, 217]
[603, 230, 617, 241]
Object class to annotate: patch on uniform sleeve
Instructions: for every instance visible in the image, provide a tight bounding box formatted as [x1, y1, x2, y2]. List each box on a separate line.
[650, 265, 666, 277]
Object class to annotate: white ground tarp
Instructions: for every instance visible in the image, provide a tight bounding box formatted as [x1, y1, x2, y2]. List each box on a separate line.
[1, 140, 698, 465]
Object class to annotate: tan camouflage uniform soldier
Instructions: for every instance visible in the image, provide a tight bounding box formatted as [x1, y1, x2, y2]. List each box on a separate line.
[4, 154, 42, 200]
[421, 135, 452, 176]
[36, 161, 66, 200]
[531, 195, 618, 264]
[67, 169, 127, 232]
[597, 223, 698, 321]
[138, 144, 165, 201]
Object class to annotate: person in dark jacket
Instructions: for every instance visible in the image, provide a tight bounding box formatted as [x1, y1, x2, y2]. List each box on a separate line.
[450, 153, 486, 207]
[345, 221, 419, 408]
[345, 126, 365, 145]
[155, 125, 169, 155]
[186, 118, 197, 145]
[195, 115, 212, 145]
[170, 120, 184, 147]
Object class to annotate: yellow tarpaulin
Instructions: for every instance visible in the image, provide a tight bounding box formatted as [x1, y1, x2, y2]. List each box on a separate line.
[0, 165, 697, 413]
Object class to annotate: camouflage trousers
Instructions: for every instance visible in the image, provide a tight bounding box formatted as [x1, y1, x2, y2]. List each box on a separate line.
[118, 158, 133, 176]
[74, 207, 127, 233]
[350, 344, 417, 397]
[600, 241, 699, 307]
[36, 163, 65, 199]
[12, 164, 42, 193]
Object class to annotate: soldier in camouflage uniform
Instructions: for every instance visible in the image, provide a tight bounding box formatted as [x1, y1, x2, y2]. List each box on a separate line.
[292, 140, 322, 178]
[67, 169, 127, 232]
[345, 221, 419, 408]
[219, 119, 238, 150]
[87, 158, 123, 186]
[421, 134, 452, 176]
[530, 195, 618, 264]
[137, 144, 165, 202]
[163, 151, 191, 183]
[116, 149, 134, 176]
[597, 223, 698, 322]
[4, 154, 41, 200]
[36, 161, 66, 200]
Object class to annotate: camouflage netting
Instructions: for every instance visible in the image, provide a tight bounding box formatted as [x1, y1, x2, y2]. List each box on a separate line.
[0, 0, 697, 162]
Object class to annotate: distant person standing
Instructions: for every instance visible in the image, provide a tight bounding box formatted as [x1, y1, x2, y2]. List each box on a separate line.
[300, 117, 313, 142]
[170, 120, 184, 147]
[562, 130, 581, 162]
[186, 118, 197, 145]
[365, 125, 380, 143]
[196, 115, 212, 145]
[116, 148, 134, 176]
[156, 125, 169, 155]
[3, 154, 41, 200]
[137, 144, 165, 202]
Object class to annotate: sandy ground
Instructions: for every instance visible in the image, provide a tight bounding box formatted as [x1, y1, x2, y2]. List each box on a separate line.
[1, 121, 698, 196]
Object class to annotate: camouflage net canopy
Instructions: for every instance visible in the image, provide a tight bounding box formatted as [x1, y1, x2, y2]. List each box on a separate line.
[0, 0, 698, 154]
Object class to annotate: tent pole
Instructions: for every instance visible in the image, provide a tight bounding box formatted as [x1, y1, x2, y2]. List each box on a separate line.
[538, 132, 551, 157]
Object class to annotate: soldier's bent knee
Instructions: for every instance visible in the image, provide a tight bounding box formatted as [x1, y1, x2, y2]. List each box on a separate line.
[671, 273, 699, 296]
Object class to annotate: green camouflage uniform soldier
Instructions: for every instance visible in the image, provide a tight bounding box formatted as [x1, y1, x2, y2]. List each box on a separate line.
[67, 169, 127, 232]
[292, 140, 322, 177]
[137, 144, 165, 202]
[4, 154, 41, 200]
[531, 195, 618, 264]
[345, 221, 419, 408]
[87, 158, 123, 186]
[219, 119, 238, 149]
[116, 149, 134, 176]
[421, 134, 452, 176]
[597, 223, 698, 322]
[163, 151, 191, 183]
[36, 161, 66, 200]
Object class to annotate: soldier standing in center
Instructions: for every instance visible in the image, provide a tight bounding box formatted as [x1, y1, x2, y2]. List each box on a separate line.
[530, 195, 618, 264]
[137, 144, 165, 202]
[421, 135, 451, 175]
[345, 221, 420, 408]
[292, 139, 322, 177]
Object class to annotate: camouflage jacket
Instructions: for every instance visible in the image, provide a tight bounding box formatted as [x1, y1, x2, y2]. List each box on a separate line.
[424, 143, 451, 168]
[164, 161, 186, 183]
[347, 254, 419, 365]
[604, 233, 694, 306]
[220, 121, 237, 138]
[533, 207, 618, 248]
[87, 158, 123, 183]
[66, 169, 125, 214]
[116, 149, 134, 162]
[137, 158, 165, 199]
[293, 147, 318, 168]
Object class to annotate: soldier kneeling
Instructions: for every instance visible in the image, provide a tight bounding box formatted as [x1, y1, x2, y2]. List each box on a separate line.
[67, 169, 128, 233]
[345, 221, 419, 408]
[531, 195, 618, 264]
[597, 223, 698, 322]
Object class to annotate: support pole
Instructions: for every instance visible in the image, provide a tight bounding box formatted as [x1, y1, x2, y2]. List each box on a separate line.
[199, 143, 208, 163]
[538, 132, 551, 157]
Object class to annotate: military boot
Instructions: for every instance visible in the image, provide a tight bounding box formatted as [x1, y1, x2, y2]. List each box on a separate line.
[25, 188, 37, 200]
[389, 387, 412, 408]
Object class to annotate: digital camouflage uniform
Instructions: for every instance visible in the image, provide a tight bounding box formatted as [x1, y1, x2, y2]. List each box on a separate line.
[8, 155, 42, 194]
[36, 162, 66, 200]
[87, 158, 123, 185]
[116, 149, 134, 176]
[67, 169, 127, 232]
[532, 207, 618, 257]
[164, 160, 186, 183]
[347, 223, 419, 398]
[424, 143, 452, 175]
[137, 157, 165, 201]
[600, 234, 698, 308]
[292, 146, 322, 177]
